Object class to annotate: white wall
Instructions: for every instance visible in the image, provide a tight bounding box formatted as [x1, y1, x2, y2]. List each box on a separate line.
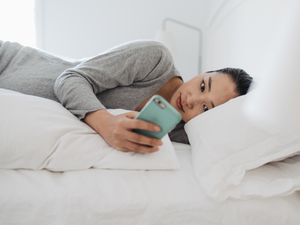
[203, 0, 293, 79]
[35, 0, 295, 81]
[35, 0, 208, 81]
[0, 0, 36, 47]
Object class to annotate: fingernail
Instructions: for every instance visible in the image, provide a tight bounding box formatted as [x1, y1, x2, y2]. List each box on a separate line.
[157, 140, 163, 146]
[154, 126, 160, 131]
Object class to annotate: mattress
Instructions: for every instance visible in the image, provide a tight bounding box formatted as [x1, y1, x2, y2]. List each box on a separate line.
[1, 142, 300, 225]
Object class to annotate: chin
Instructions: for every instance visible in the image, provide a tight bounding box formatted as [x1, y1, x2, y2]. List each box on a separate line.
[181, 116, 188, 123]
[183, 115, 195, 123]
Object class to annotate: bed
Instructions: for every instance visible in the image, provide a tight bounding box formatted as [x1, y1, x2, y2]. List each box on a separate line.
[2, 1, 300, 223]
[1, 84, 300, 225]
[1, 141, 300, 225]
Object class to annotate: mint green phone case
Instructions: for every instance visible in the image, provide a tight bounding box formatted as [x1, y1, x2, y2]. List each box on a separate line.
[133, 95, 182, 139]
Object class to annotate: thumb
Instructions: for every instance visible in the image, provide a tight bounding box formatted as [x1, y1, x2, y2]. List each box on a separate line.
[125, 111, 139, 119]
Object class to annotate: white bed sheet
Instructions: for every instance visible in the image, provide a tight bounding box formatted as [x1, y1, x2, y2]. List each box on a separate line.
[1, 143, 300, 225]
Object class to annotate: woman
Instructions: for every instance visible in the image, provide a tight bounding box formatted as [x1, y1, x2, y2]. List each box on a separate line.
[0, 40, 253, 153]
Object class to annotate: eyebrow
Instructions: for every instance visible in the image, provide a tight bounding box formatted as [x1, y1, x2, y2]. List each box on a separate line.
[208, 77, 215, 108]
[208, 76, 212, 92]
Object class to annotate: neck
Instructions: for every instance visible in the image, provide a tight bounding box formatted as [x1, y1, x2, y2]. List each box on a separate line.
[135, 77, 183, 111]
[159, 77, 183, 103]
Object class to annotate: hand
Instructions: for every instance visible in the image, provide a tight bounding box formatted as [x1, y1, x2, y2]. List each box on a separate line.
[84, 110, 163, 153]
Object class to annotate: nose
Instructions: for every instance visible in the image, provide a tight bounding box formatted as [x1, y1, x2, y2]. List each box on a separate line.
[186, 94, 208, 109]
[186, 93, 203, 109]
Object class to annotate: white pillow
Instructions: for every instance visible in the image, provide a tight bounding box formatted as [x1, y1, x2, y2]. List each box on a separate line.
[226, 155, 300, 200]
[184, 92, 300, 201]
[0, 89, 179, 171]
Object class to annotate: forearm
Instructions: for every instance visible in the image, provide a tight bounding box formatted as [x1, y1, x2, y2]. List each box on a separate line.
[84, 109, 112, 135]
[54, 73, 105, 120]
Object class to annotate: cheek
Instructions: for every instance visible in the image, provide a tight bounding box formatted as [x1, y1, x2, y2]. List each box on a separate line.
[182, 110, 202, 123]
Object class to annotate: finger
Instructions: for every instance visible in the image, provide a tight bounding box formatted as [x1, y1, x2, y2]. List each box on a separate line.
[127, 132, 163, 147]
[125, 119, 161, 133]
[124, 111, 139, 119]
[122, 141, 160, 153]
[113, 138, 159, 153]
[117, 148, 130, 152]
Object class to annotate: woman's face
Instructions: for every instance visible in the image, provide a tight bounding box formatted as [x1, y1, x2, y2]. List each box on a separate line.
[170, 72, 238, 122]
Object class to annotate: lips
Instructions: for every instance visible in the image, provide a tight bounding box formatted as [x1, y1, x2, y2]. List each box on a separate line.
[177, 94, 184, 112]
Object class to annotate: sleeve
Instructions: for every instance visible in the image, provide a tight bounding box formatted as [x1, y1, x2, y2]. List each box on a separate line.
[54, 40, 177, 120]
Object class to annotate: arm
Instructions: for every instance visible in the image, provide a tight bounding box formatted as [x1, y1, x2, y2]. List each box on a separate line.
[54, 40, 178, 152]
[54, 40, 176, 119]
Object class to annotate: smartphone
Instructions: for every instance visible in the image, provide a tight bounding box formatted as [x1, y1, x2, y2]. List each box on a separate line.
[133, 95, 182, 139]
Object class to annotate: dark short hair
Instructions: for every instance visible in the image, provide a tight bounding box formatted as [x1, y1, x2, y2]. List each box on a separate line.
[206, 68, 253, 96]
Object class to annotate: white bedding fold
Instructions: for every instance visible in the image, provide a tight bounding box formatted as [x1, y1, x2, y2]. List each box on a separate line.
[0, 89, 179, 171]
[1, 144, 300, 225]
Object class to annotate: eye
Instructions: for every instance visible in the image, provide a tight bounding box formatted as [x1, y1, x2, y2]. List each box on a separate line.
[203, 105, 208, 112]
[200, 80, 205, 92]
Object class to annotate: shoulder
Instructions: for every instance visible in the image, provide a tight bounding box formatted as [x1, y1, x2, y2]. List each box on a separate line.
[129, 40, 168, 50]
[109, 40, 172, 58]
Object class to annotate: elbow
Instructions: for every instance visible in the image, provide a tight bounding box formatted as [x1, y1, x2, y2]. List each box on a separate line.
[53, 71, 69, 102]
[54, 74, 62, 97]
[144, 40, 172, 59]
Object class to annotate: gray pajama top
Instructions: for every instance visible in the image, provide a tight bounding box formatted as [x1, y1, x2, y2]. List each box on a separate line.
[0, 40, 189, 144]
